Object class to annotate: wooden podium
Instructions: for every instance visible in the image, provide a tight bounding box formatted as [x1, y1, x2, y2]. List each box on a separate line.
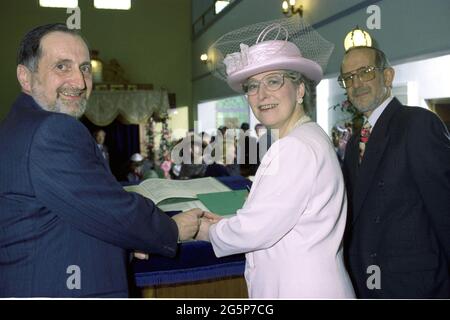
[141, 276, 248, 298]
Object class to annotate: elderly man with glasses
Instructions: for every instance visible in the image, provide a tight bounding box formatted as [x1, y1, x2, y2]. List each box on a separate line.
[339, 46, 450, 299]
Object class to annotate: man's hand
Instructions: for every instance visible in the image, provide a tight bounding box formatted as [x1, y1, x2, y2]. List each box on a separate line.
[202, 211, 223, 224]
[195, 211, 222, 241]
[172, 208, 204, 241]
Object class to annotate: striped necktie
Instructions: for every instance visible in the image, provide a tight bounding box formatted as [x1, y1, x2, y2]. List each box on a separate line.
[359, 120, 372, 163]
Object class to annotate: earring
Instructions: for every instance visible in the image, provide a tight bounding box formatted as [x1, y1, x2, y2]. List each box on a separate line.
[297, 98, 303, 105]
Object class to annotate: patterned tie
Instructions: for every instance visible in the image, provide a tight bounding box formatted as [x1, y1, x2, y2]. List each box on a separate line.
[359, 120, 372, 163]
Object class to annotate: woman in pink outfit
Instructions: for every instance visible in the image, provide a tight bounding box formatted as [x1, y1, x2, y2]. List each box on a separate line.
[197, 17, 355, 299]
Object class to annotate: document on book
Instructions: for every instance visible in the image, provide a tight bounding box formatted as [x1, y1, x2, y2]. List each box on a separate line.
[197, 190, 248, 217]
[123, 177, 231, 204]
[158, 200, 209, 212]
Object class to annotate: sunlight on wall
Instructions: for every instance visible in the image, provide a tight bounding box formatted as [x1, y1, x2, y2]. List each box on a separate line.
[316, 78, 330, 134]
[168, 106, 189, 141]
[197, 96, 256, 135]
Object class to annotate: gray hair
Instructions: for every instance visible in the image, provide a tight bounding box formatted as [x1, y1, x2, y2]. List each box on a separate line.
[17, 23, 86, 72]
[284, 70, 314, 117]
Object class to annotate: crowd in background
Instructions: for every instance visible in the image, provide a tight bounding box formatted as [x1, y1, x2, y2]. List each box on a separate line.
[91, 122, 275, 184]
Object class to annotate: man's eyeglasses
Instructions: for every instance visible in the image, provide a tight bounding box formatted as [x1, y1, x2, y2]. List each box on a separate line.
[243, 73, 292, 96]
[338, 66, 384, 89]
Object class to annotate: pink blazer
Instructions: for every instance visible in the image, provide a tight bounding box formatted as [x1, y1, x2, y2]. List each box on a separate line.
[210, 122, 355, 298]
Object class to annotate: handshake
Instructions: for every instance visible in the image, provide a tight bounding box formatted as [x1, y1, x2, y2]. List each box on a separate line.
[134, 208, 221, 260]
[172, 208, 222, 242]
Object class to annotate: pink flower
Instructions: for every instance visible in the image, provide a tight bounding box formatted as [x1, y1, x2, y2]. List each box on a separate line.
[342, 100, 351, 108]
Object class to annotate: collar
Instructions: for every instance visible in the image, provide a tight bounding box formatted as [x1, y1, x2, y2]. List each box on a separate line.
[292, 114, 312, 130]
[367, 95, 394, 128]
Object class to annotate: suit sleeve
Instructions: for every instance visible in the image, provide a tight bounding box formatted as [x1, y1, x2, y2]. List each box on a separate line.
[209, 136, 318, 256]
[408, 110, 450, 260]
[28, 114, 178, 257]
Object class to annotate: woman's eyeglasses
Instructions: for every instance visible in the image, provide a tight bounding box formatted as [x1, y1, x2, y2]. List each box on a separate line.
[243, 73, 292, 96]
[338, 66, 384, 89]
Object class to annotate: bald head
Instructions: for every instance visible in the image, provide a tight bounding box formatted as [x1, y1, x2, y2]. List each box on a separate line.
[340, 46, 395, 117]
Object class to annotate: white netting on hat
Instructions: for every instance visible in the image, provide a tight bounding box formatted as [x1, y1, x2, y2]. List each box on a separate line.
[208, 15, 334, 81]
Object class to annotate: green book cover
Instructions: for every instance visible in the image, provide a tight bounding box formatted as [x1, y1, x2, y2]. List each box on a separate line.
[197, 190, 248, 216]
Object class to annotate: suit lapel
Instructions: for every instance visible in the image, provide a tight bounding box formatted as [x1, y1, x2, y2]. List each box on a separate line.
[351, 98, 402, 224]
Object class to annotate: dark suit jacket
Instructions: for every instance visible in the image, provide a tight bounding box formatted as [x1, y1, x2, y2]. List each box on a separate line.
[343, 98, 450, 298]
[0, 94, 178, 297]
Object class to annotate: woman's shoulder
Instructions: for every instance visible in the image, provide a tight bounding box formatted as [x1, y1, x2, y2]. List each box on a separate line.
[288, 122, 329, 145]
[283, 123, 335, 158]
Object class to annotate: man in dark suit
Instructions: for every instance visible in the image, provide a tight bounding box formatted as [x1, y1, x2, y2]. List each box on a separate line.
[93, 129, 110, 164]
[0, 23, 205, 298]
[339, 46, 450, 298]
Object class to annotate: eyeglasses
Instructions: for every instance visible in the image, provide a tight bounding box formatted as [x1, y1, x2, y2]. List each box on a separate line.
[243, 73, 292, 96]
[338, 66, 384, 89]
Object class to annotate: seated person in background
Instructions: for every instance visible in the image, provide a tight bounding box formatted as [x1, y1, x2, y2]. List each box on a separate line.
[127, 153, 145, 183]
[141, 156, 159, 179]
[177, 136, 207, 179]
[210, 125, 228, 144]
[201, 131, 211, 146]
[205, 139, 240, 177]
[237, 123, 259, 178]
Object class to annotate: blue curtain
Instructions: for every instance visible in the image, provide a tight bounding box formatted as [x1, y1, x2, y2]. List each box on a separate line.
[82, 117, 140, 181]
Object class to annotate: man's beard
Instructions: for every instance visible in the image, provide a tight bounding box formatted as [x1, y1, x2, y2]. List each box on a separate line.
[52, 89, 88, 118]
[32, 84, 88, 118]
[351, 86, 389, 114]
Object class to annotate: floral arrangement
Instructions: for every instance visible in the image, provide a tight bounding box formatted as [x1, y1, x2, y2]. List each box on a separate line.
[145, 111, 176, 179]
[158, 113, 171, 163]
[331, 96, 364, 132]
[145, 117, 155, 163]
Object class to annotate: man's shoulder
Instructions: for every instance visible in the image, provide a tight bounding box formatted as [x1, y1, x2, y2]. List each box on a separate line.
[32, 113, 92, 152]
[0, 95, 51, 147]
[37, 110, 82, 129]
[1, 94, 91, 145]
[388, 101, 449, 144]
[389, 98, 430, 117]
[0, 94, 78, 134]
[394, 102, 441, 127]
[1, 94, 46, 125]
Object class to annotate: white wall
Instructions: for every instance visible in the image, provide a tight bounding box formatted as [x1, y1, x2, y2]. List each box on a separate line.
[197, 95, 260, 136]
[197, 100, 218, 134]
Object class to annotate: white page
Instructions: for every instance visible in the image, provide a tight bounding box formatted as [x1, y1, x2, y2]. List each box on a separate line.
[124, 177, 230, 204]
[158, 200, 209, 212]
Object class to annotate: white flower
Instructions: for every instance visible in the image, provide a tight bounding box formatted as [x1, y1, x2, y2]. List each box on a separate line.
[223, 43, 250, 75]
[239, 43, 249, 66]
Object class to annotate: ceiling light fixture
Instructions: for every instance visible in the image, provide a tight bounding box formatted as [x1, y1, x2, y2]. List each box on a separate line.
[94, 0, 131, 10]
[39, 0, 78, 8]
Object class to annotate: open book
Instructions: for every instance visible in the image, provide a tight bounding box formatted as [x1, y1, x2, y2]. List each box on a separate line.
[124, 177, 246, 215]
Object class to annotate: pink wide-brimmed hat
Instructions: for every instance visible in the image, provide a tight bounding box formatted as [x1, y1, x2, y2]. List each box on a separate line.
[208, 16, 334, 93]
